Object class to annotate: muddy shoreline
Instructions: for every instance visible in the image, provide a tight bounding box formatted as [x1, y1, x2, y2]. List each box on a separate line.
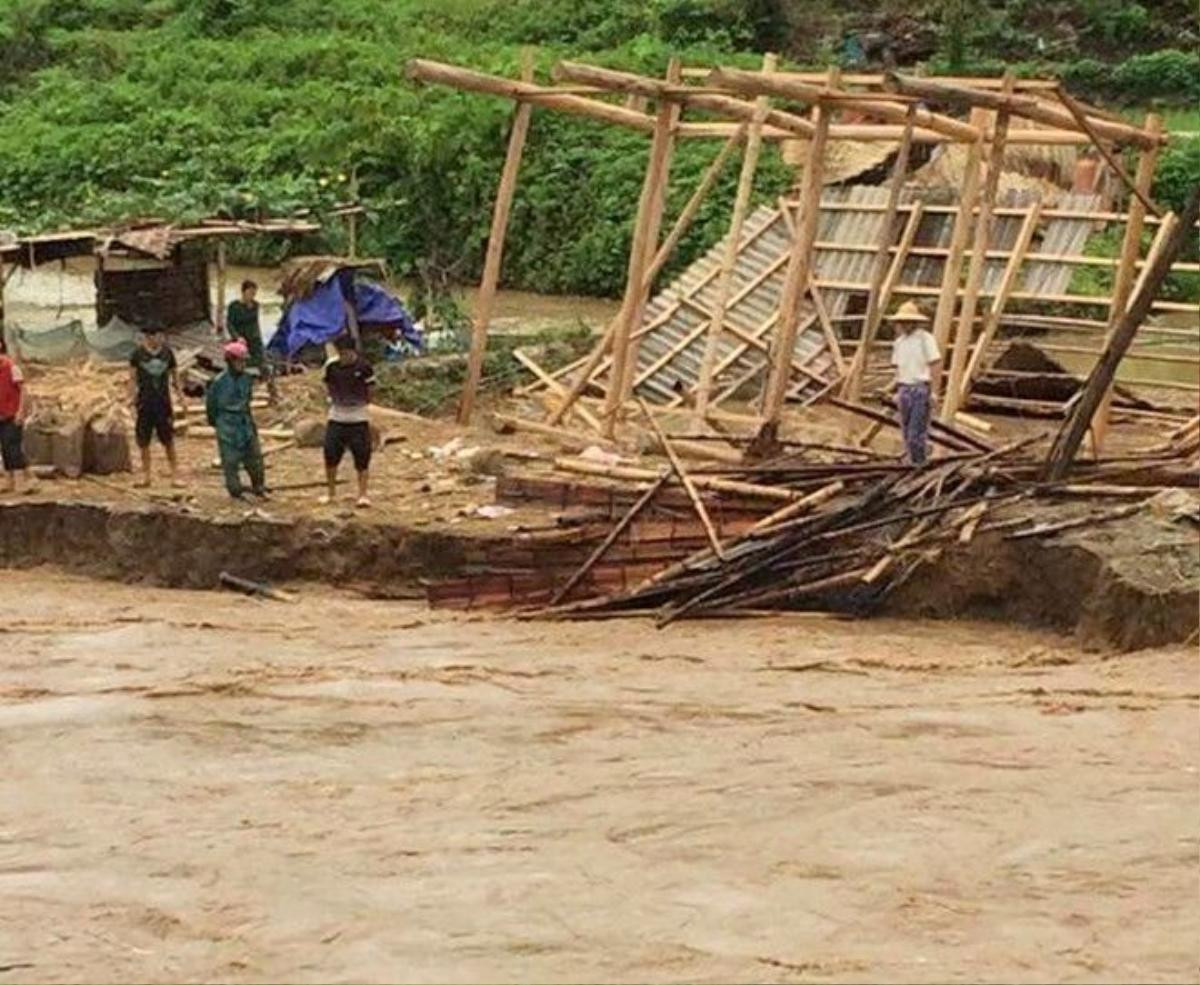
[2, 496, 1195, 651]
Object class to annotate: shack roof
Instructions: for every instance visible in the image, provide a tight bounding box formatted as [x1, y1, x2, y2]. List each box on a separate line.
[1, 217, 322, 269]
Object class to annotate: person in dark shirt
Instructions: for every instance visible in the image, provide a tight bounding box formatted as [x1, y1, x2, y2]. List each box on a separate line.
[128, 327, 187, 488]
[321, 334, 375, 508]
[226, 279, 278, 403]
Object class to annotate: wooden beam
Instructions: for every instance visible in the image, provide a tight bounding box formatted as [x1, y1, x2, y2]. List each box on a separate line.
[1043, 188, 1200, 481]
[694, 52, 776, 421]
[841, 106, 916, 401]
[709, 66, 981, 143]
[406, 58, 655, 132]
[942, 77, 1014, 421]
[1088, 113, 1165, 452]
[960, 197, 1043, 395]
[885, 72, 1164, 149]
[513, 347, 602, 433]
[458, 49, 534, 425]
[604, 58, 681, 434]
[762, 100, 832, 424]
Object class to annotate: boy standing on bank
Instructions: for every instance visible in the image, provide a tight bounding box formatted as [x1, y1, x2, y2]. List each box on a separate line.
[129, 327, 187, 488]
[890, 301, 941, 467]
[321, 334, 375, 508]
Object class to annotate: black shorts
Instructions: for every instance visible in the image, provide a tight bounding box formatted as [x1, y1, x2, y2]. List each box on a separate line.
[135, 402, 174, 448]
[324, 420, 371, 472]
[0, 418, 26, 472]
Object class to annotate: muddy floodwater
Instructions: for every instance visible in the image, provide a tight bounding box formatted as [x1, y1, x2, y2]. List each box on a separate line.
[1, 571, 1196, 983]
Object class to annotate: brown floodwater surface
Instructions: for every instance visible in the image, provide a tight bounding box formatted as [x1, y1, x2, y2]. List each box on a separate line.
[1, 571, 1196, 983]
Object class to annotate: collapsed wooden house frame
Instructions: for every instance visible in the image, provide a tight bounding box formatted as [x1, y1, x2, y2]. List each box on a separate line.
[410, 55, 1197, 459]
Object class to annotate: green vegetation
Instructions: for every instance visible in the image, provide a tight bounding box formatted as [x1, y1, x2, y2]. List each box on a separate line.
[1, 0, 1197, 297]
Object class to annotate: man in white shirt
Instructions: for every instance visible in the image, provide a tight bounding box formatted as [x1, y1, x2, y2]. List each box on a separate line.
[889, 301, 941, 466]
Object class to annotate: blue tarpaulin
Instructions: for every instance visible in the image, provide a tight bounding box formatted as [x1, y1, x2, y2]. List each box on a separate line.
[269, 275, 420, 357]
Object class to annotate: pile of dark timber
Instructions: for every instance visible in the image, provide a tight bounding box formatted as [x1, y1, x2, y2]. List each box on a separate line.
[517, 433, 1196, 624]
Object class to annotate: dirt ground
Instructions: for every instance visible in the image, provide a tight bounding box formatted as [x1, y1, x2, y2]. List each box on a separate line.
[1, 571, 1196, 984]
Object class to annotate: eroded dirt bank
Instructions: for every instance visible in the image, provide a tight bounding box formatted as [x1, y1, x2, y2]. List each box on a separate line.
[2, 497, 1196, 650]
[0, 572, 1196, 983]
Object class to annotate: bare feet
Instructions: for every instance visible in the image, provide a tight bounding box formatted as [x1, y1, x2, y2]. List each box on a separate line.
[132, 477, 151, 489]
[355, 496, 371, 509]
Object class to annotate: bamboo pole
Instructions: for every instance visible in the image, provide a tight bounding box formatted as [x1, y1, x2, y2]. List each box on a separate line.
[638, 399, 725, 558]
[214, 240, 227, 334]
[1043, 189, 1200, 481]
[603, 58, 681, 434]
[931, 108, 987, 360]
[885, 72, 1164, 150]
[761, 101, 831, 425]
[1087, 113, 1164, 452]
[841, 106, 916, 401]
[458, 49, 535, 425]
[513, 347, 603, 433]
[709, 67, 981, 143]
[694, 52, 777, 422]
[942, 76, 1014, 421]
[959, 197, 1043, 396]
[346, 167, 360, 257]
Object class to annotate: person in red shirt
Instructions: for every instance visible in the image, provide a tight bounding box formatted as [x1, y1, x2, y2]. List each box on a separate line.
[0, 337, 35, 494]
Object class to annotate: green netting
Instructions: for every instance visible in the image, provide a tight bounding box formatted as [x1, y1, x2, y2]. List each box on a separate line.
[4, 319, 88, 362]
[85, 316, 138, 362]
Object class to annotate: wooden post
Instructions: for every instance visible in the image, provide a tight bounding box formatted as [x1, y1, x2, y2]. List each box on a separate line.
[1043, 188, 1199, 481]
[603, 58, 681, 434]
[761, 101, 831, 425]
[959, 197, 1043, 394]
[841, 106, 916, 401]
[941, 75, 1014, 421]
[694, 52, 777, 422]
[930, 108, 987, 360]
[1087, 113, 1163, 453]
[346, 166, 360, 258]
[215, 240, 227, 335]
[457, 48, 535, 426]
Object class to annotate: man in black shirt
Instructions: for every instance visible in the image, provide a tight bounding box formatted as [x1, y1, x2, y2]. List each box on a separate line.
[321, 334, 375, 507]
[128, 327, 187, 488]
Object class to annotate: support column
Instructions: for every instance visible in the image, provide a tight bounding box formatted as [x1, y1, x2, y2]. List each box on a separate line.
[930, 107, 987, 361]
[693, 52, 777, 422]
[761, 100, 831, 426]
[942, 74, 1014, 421]
[604, 58, 681, 435]
[1087, 112, 1163, 452]
[457, 48, 535, 426]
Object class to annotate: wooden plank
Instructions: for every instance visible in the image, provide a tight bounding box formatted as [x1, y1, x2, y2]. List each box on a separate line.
[942, 77, 1014, 421]
[694, 51, 776, 421]
[458, 49, 534, 425]
[214, 240, 227, 334]
[842, 106, 916, 401]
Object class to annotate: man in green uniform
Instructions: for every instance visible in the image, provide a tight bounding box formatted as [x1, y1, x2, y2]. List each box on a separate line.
[206, 339, 267, 500]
